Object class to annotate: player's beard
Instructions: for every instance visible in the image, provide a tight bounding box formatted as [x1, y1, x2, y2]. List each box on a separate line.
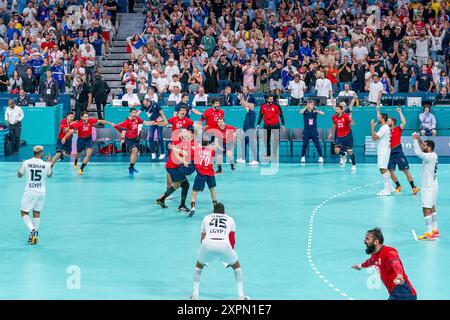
[365, 243, 376, 255]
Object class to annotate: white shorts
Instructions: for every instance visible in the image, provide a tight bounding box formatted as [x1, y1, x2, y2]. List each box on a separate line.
[422, 184, 438, 209]
[377, 151, 390, 169]
[20, 191, 46, 212]
[197, 239, 238, 265]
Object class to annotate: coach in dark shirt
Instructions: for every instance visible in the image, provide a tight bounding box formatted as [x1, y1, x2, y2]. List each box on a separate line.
[22, 68, 38, 93]
[300, 101, 325, 162]
[92, 73, 111, 120]
[40, 70, 59, 106]
[140, 98, 167, 158]
[74, 77, 92, 120]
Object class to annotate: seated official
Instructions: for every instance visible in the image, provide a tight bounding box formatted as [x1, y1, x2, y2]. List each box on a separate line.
[15, 88, 31, 106]
[435, 87, 450, 104]
[121, 86, 141, 107]
[419, 105, 437, 136]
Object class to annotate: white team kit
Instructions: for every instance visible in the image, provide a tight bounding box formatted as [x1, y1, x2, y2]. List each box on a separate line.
[197, 213, 238, 265]
[413, 140, 438, 208]
[376, 124, 391, 169]
[19, 158, 52, 212]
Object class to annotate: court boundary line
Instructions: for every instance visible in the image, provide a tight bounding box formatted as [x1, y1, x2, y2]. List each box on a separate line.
[307, 181, 381, 300]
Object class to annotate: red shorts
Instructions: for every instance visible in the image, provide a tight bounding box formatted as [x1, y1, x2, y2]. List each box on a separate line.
[102, 31, 110, 41]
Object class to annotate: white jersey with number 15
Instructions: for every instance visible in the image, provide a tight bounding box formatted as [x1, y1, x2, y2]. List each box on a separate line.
[19, 158, 52, 193]
[201, 214, 236, 241]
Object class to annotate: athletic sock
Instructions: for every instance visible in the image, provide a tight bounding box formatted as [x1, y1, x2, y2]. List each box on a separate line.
[181, 186, 189, 206]
[382, 172, 391, 191]
[161, 187, 175, 200]
[80, 163, 87, 170]
[431, 212, 438, 230]
[217, 165, 222, 171]
[424, 215, 433, 233]
[74, 159, 78, 166]
[213, 200, 217, 207]
[349, 154, 356, 165]
[129, 163, 135, 169]
[234, 268, 244, 297]
[33, 218, 40, 231]
[22, 215, 34, 232]
[394, 181, 401, 188]
[191, 201, 196, 209]
[409, 180, 416, 189]
[193, 267, 202, 296]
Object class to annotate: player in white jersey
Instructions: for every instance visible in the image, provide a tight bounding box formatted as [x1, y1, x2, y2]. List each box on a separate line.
[412, 133, 439, 240]
[191, 203, 248, 300]
[17, 146, 52, 245]
[370, 112, 392, 196]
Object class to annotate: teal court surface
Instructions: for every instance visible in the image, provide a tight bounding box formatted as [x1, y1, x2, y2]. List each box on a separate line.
[0, 161, 449, 300]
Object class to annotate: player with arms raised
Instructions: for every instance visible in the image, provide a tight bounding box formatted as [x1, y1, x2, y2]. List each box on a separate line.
[18, 146, 53, 245]
[191, 202, 248, 300]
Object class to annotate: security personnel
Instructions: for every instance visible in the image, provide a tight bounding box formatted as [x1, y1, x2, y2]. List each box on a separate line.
[39, 70, 59, 106]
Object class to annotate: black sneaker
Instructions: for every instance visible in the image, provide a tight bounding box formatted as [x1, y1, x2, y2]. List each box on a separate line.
[231, 164, 235, 171]
[215, 168, 223, 174]
[156, 199, 167, 208]
[188, 207, 196, 217]
[178, 204, 190, 212]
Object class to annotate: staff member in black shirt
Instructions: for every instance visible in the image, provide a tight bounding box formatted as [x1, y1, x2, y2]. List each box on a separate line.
[74, 77, 92, 120]
[105, 0, 118, 27]
[395, 65, 412, 93]
[22, 68, 38, 93]
[39, 70, 59, 106]
[92, 73, 111, 120]
[300, 100, 325, 163]
[229, 59, 242, 93]
[15, 89, 31, 106]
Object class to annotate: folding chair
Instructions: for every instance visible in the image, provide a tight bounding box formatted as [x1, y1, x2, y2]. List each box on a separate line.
[93, 127, 114, 155]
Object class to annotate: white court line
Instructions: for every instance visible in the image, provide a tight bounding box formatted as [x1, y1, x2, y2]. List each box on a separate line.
[307, 181, 382, 300]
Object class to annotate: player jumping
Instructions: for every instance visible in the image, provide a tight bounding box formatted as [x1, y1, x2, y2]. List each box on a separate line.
[215, 118, 236, 173]
[51, 111, 75, 168]
[370, 112, 392, 196]
[18, 146, 52, 245]
[352, 228, 417, 300]
[412, 133, 439, 240]
[191, 202, 248, 300]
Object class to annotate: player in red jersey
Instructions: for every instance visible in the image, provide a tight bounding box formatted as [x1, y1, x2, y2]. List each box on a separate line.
[188, 138, 220, 217]
[328, 103, 356, 170]
[51, 111, 75, 167]
[256, 94, 285, 161]
[115, 108, 159, 176]
[352, 228, 417, 300]
[198, 100, 225, 132]
[156, 128, 196, 212]
[72, 111, 114, 175]
[383, 107, 420, 195]
[214, 118, 236, 174]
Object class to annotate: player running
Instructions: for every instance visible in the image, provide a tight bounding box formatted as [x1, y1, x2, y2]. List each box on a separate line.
[412, 133, 439, 240]
[51, 111, 75, 168]
[191, 202, 248, 300]
[156, 128, 196, 212]
[114, 107, 160, 176]
[370, 112, 392, 196]
[328, 103, 356, 170]
[17, 146, 52, 245]
[72, 111, 113, 175]
[385, 108, 419, 195]
[352, 228, 417, 300]
[215, 118, 236, 173]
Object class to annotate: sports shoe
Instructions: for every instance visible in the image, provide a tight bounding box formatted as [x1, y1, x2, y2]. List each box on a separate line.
[78, 169, 83, 175]
[231, 164, 235, 171]
[394, 185, 402, 193]
[156, 198, 168, 208]
[190, 294, 199, 300]
[188, 207, 196, 217]
[377, 189, 391, 196]
[28, 230, 35, 244]
[151, 153, 156, 160]
[238, 296, 250, 300]
[432, 229, 440, 238]
[249, 160, 259, 166]
[318, 157, 324, 163]
[351, 165, 356, 171]
[418, 232, 435, 241]
[73, 163, 78, 169]
[178, 204, 190, 213]
[412, 186, 420, 195]
[236, 158, 246, 164]
[215, 168, 223, 174]
[341, 153, 347, 165]
[158, 154, 165, 160]
[128, 167, 134, 176]
[30, 230, 39, 245]
[301, 156, 306, 163]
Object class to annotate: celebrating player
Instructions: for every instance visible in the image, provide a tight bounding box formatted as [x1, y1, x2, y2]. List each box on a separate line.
[114, 108, 159, 176]
[299, 100, 325, 164]
[51, 111, 75, 168]
[191, 202, 248, 300]
[72, 111, 114, 175]
[352, 228, 417, 300]
[328, 103, 356, 170]
[17, 146, 53, 245]
[386, 108, 419, 194]
[370, 112, 392, 196]
[215, 118, 236, 174]
[412, 133, 439, 240]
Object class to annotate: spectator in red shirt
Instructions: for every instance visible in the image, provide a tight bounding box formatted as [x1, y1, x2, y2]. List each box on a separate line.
[352, 228, 417, 300]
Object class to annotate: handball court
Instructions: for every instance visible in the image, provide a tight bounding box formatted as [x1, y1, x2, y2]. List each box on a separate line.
[0, 157, 449, 300]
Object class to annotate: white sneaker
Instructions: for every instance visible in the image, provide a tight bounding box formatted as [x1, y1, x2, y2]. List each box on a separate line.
[190, 294, 199, 300]
[158, 153, 165, 160]
[318, 157, 324, 163]
[236, 158, 246, 164]
[341, 152, 347, 165]
[151, 153, 156, 160]
[377, 189, 391, 196]
[238, 295, 250, 300]
[351, 165, 356, 171]
[301, 156, 306, 163]
[249, 160, 259, 166]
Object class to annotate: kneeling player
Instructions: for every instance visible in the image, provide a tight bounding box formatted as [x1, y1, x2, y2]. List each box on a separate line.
[51, 111, 75, 167]
[191, 202, 248, 300]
